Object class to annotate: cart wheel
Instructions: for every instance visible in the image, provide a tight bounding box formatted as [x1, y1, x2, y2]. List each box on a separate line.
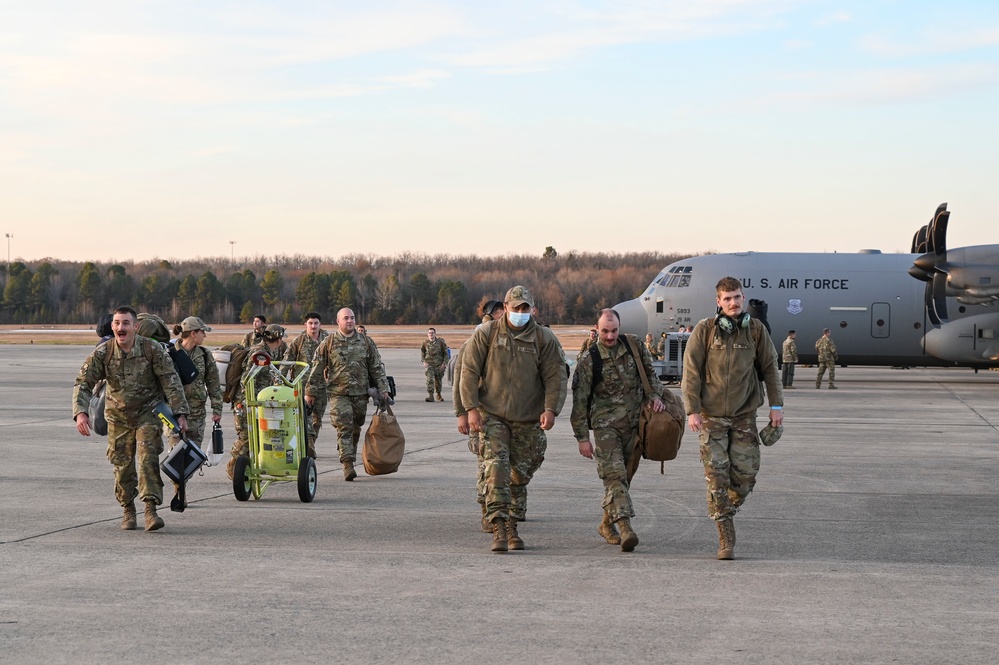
[251, 479, 262, 500]
[298, 456, 317, 503]
[233, 456, 251, 501]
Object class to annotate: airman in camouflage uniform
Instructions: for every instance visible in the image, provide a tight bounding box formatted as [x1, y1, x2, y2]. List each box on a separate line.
[285, 312, 329, 457]
[781, 330, 798, 389]
[73, 306, 190, 532]
[169, 317, 223, 447]
[305, 308, 390, 481]
[241, 314, 267, 348]
[572, 309, 666, 552]
[645, 333, 662, 361]
[459, 286, 567, 553]
[815, 328, 838, 389]
[682, 277, 783, 560]
[421, 328, 449, 402]
[227, 324, 288, 479]
[579, 328, 597, 353]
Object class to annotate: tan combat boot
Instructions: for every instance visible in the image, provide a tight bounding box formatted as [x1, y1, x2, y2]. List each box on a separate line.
[226, 455, 237, 481]
[425, 392, 434, 402]
[122, 503, 137, 530]
[342, 460, 357, 481]
[507, 518, 524, 550]
[717, 518, 735, 560]
[435, 393, 444, 402]
[144, 501, 164, 532]
[617, 517, 639, 552]
[597, 512, 621, 545]
[480, 504, 491, 533]
[491, 519, 508, 553]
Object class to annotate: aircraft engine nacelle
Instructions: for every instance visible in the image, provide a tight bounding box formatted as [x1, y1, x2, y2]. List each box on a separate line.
[923, 313, 999, 363]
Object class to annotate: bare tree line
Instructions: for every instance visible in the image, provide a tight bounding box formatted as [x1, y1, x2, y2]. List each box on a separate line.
[0, 248, 693, 326]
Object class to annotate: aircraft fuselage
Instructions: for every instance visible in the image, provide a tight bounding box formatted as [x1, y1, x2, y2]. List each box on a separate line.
[614, 251, 999, 368]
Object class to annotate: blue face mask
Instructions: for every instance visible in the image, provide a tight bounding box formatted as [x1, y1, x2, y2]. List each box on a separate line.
[507, 312, 531, 327]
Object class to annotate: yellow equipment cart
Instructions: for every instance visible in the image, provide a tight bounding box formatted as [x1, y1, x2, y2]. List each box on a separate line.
[232, 353, 317, 502]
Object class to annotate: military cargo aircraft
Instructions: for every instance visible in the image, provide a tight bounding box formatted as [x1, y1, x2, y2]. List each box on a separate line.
[614, 203, 999, 368]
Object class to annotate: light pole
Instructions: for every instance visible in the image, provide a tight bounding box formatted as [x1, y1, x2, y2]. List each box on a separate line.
[5, 233, 11, 265]
[229, 241, 236, 262]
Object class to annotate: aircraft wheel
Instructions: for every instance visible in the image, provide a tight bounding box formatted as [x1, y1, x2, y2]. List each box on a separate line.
[298, 456, 317, 503]
[233, 456, 251, 502]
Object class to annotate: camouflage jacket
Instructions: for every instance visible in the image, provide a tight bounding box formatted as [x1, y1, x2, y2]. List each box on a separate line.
[459, 317, 567, 423]
[645, 338, 662, 360]
[306, 330, 388, 398]
[782, 337, 799, 363]
[241, 330, 264, 348]
[815, 336, 837, 363]
[570, 336, 663, 440]
[452, 343, 468, 417]
[682, 317, 782, 418]
[421, 337, 449, 367]
[73, 336, 190, 427]
[175, 341, 223, 418]
[285, 329, 329, 380]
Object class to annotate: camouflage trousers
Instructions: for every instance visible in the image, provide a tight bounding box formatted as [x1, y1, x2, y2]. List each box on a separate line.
[698, 412, 761, 521]
[107, 421, 165, 506]
[232, 402, 250, 457]
[816, 362, 835, 386]
[425, 366, 445, 395]
[593, 422, 639, 522]
[305, 392, 328, 456]
[329, 394, 369, 463]
[478, 411, 547, 523]
[781, 362, 796, 387]
[468, 430, 548, 510]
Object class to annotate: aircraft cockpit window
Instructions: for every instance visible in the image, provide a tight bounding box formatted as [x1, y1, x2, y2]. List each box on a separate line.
[660, 266, 692, 288]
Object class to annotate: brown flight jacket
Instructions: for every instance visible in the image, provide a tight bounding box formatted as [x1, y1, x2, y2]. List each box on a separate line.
[681, 316, 783, 418]
[459, 317, 567, 423]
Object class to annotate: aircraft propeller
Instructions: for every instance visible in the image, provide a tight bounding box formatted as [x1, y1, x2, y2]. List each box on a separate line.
[909, 203, 950, 324]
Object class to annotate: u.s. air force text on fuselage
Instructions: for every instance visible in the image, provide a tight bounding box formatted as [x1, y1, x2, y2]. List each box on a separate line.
[740, 278, 850, 290]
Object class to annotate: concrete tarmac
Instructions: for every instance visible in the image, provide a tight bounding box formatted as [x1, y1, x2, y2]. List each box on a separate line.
[1, 345, 997, 664]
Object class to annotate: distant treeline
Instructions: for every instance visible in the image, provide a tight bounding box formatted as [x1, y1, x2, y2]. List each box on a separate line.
[0, 247, 693, 326]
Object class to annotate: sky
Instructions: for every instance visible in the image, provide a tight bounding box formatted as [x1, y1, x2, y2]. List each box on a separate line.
[3, 1, 999, 264]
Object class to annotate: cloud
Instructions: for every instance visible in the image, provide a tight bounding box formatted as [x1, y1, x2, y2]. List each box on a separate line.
[860, 27, 999, 58]
[441, 0, 797, 70]
[815, 12, 851, 26]
[747, 63, 999, 109]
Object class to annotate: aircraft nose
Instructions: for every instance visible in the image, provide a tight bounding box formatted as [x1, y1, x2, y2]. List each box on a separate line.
[613, 298, 649, 337]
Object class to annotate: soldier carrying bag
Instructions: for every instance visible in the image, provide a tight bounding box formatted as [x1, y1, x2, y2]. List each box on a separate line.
[620, 335, 685, 477]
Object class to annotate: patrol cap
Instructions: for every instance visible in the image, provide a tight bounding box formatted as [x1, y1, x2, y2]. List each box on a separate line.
[504, 285, 534, 308]
[759, 423, 783, 446]
[180, 316, 213, 332]
[262, 324, 286, 341]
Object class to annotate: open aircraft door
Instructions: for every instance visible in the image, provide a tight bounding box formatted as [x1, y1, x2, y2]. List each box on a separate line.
[871, 302, 890, 338]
